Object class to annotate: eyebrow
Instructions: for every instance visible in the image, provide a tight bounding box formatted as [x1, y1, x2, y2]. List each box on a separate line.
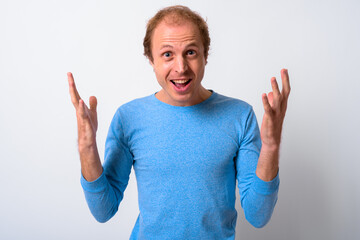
[159, 42, 200, 50]
[186, 43, 200, 49]
[160, 45, 173, 50]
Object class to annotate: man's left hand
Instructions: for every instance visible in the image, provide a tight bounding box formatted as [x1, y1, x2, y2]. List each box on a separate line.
[260, 69, 291, 150]
[256, 69, 290, 181]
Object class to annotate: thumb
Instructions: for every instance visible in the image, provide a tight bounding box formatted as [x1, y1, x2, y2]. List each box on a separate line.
[89, 96, 97, 112]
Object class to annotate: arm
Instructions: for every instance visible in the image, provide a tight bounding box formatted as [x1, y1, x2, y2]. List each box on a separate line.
[68, 73, 132, 222]
[237, 69, 290, 228]
[80, 110, 133, 223]
[236, 108, 279, 228]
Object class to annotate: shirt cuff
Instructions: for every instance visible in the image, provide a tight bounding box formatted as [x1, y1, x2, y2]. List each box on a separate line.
[80, 170, 108, 193]
[253, 171, 280, 195]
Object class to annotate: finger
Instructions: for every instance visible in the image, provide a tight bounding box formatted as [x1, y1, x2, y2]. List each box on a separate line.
[268, 92, 274, 107]
[262, 93, 273, 115]
[68, 72, 81, 108]
[89, 96, 97, 112]
[270, 77, 281, 108]
[77, 99, 95, 135]
[271, 77, 281, 97]
[78, 99, 88, 119]
[280, 69, 291, 98]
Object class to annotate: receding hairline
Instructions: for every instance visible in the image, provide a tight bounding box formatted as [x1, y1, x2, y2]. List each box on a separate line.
[151, 18, 203, 48]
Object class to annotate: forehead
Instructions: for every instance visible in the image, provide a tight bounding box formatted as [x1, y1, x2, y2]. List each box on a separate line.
[151, 19, 202, 48]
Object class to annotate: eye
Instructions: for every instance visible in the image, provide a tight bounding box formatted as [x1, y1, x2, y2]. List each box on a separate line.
[187, 50, 196, 55]
[163, 52, 172, 58]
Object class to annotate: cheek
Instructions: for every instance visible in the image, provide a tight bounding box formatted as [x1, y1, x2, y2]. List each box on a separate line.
[190, 61, 205, 76]
[157, 62, 172, 77]
[154, 63, 170, 84]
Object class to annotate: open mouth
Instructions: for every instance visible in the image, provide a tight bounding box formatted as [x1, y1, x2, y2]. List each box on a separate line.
[170, 79, 192, 88]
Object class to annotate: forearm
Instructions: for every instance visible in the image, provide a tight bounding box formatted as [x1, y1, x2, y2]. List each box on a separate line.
[79, 143, 103, 182]
[256, 144, 279, 181]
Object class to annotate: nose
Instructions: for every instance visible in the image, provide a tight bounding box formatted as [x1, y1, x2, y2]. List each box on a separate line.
[174, 56, 188, 74]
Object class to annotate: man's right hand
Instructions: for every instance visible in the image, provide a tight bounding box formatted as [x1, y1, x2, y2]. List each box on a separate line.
[68, 72, 103, 181]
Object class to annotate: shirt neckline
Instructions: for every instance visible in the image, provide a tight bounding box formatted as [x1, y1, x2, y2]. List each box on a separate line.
[150, 90, 216, 111]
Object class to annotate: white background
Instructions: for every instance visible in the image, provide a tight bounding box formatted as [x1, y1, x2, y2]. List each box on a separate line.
[1, 0, 359, 239]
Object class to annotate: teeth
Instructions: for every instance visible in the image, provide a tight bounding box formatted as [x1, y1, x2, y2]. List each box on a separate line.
[172, 79, 190, 84]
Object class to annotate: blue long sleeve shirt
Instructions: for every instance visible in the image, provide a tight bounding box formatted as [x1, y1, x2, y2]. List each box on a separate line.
[81, 91, 279, 239]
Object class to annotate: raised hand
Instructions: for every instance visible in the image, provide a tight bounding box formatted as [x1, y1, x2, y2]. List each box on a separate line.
[260, 69, 291, 150]
[68, 72, 102, 181]
[68, 73, 98, 148]
[256, 69, 291, 181]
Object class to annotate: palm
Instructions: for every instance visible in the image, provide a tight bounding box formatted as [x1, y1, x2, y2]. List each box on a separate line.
[83, 96, 98, 133]
[68, 72, 98, 148]
[260, 69, 290, 149]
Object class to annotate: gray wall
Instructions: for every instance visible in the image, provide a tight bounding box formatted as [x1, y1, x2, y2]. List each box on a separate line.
[1, 0, 359, 239]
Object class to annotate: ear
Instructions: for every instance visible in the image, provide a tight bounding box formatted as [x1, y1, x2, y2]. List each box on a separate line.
[149, 59, 154, 67]
[149, 59, 156, 73]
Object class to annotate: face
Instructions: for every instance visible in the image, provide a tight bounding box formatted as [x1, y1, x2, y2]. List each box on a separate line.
[150, 19, 211, 106]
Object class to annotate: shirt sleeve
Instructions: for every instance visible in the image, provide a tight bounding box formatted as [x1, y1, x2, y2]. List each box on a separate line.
[235, 107, 279, 228]
[80, 108, 134, 223]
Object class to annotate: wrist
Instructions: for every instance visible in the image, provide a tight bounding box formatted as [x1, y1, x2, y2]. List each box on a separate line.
[78, 142, 100, 165]
[78, 140, 97, 154]
[261, 143, 280, 154]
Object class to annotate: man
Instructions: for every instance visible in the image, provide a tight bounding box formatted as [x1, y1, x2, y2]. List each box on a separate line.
[68, 5, 290, 240]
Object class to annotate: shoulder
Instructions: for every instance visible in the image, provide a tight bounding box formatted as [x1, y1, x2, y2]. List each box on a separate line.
[115, 94, 155, 115]
[211, 92, 254, 114]
[110, 93, 163, 128]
